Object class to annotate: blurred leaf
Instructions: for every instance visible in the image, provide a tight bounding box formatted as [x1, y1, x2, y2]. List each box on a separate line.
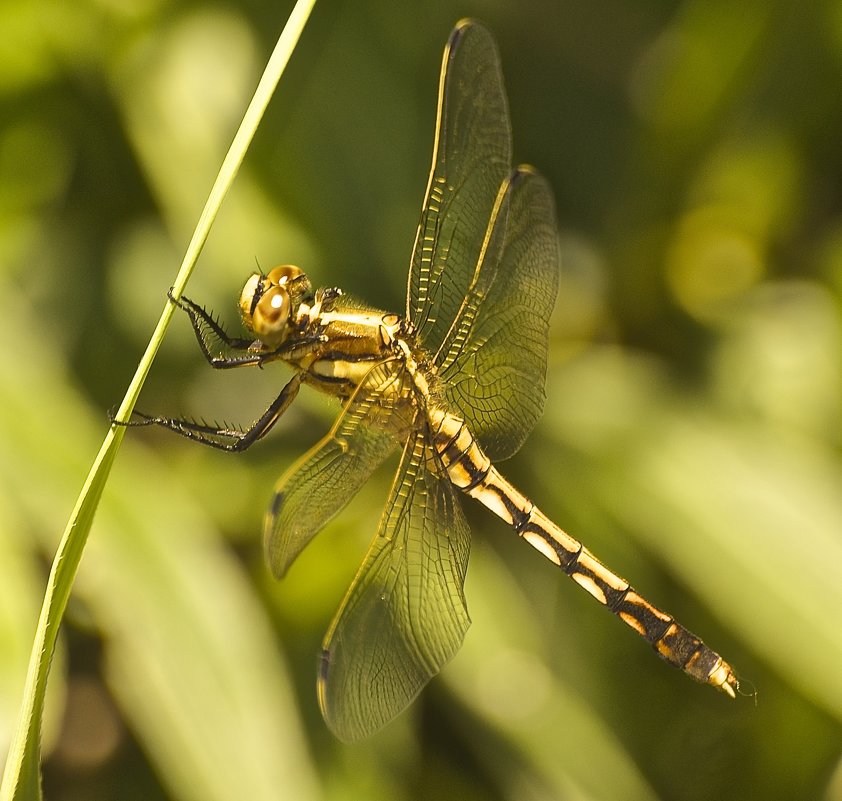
[544, 346, 842, 722]
[631, 0, 772, 141]
[618, 411, 842, 719]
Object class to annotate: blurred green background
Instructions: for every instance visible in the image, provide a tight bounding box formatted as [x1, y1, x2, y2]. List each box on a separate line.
[2, 0, 842, 799]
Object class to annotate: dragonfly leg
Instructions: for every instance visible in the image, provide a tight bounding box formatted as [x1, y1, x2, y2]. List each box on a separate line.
[168, 289, 265, 368]
[114, 373, 303, 451]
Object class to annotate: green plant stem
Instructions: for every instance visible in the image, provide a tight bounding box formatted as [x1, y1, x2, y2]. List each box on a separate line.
[0, 1, 317, 798]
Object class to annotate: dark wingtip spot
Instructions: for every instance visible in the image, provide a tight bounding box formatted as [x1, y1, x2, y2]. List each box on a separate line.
[318, 647, 331, 683]
[449, 18, 478, 55]
[270, 491, 285, 518]
[510, 165, 535, 186]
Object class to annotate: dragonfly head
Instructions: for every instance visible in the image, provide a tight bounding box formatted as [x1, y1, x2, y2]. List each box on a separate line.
[240, 264, 313, 348]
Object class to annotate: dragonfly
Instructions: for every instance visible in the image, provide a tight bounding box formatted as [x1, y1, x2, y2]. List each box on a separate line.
[125, 19, 738, 741]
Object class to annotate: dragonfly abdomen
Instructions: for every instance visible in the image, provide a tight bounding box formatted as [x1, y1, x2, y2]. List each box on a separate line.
[428, 405, 738, 699]
[522, 502, 738, 695]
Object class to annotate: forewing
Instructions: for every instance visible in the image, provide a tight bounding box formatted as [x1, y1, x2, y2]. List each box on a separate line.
[407, 19, 512, 355]
[317, 430, 471, 742]
[264, 361, 411, 578]
[438, 168, 559, 461]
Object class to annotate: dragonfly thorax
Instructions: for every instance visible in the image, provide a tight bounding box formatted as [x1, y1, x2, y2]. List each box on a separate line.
[240, 264, 314, 348]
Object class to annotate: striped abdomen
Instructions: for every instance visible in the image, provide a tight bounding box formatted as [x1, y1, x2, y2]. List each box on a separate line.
[427, 406, 738, 698]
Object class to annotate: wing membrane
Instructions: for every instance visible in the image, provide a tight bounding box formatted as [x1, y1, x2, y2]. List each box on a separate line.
[407, 20, 511, 354]
[276, 21, 559, 741]
[317, 430, 471, 742]
[438, 168, 559, 461]
[264, 361, 412, 578]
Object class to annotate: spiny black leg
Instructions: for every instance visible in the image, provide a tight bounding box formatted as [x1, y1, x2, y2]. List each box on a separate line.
[167, 290, 261, 368]
[169, 289, 253, 349]
[113, 373, 303, 451]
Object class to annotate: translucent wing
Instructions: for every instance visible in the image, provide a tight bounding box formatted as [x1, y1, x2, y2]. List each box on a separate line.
[317, 430, 471, 742]
[406, 19, 512, 355]
[264, 361, 413, 578]
[437, 168, 559, 461]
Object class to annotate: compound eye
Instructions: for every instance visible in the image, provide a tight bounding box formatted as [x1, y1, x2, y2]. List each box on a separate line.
[266, 264, 305, 285]
[240, 274, 292, 347]
[239, 264, 309, 347]
[252, 286, 291, 346]
[239, 273, 263, 321]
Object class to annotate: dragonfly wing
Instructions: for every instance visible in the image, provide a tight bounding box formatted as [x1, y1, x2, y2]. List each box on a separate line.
[407, 19, 512, 355]
[318, 430, 471, 742]
[438, 167, 559, 461]
[264, 362, 411, 578]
